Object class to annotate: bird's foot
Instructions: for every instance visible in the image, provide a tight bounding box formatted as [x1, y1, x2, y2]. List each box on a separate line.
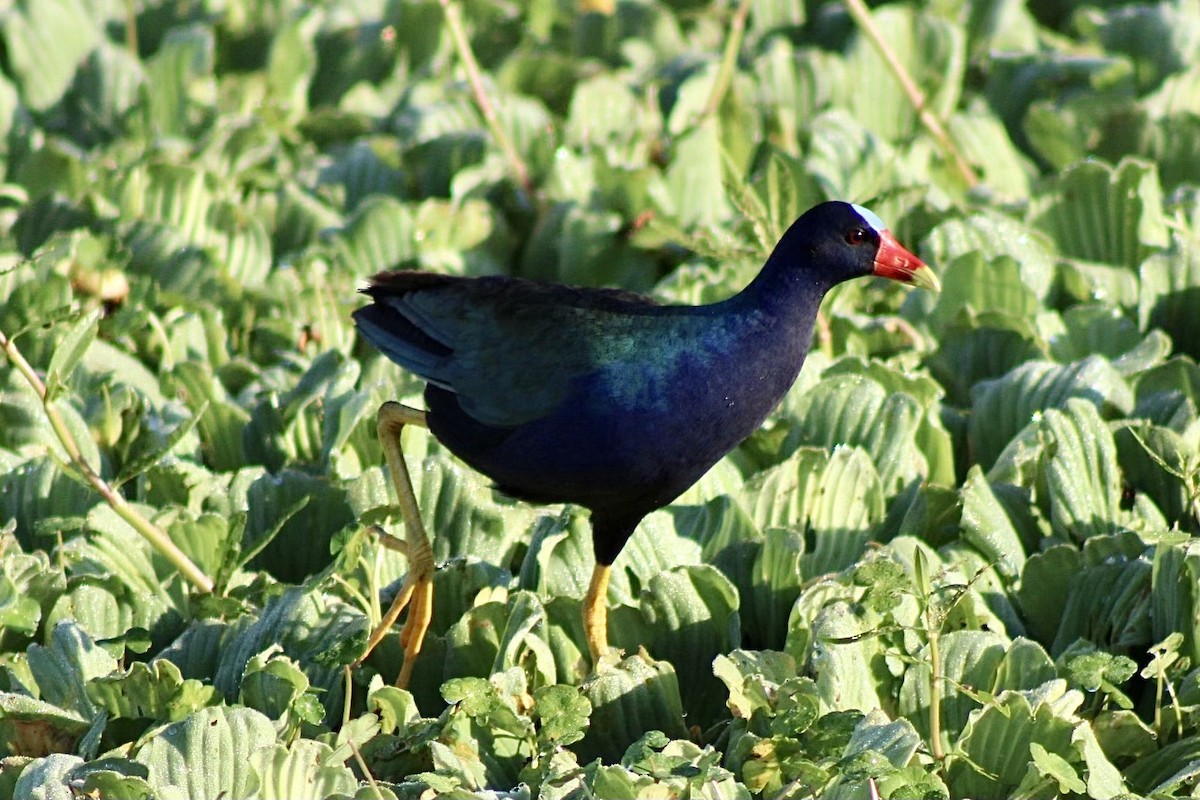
[395, 571, 433, 688]
[351, 568, 434, 691]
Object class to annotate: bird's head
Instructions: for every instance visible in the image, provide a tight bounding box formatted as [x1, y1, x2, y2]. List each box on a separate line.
[781, 201, 940, 292]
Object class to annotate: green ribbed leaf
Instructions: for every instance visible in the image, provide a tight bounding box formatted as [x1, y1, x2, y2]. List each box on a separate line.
[1148, 540, 1200, 665]
[1124, 734, 1200, 795]
[212, 589, 362, 720]
[665, 117, 729, 228]
[924, 212, 1056, 299]
[949, 682, 1080, 797]
[1132, 357, 1200, 431]
[971, 357, 1132, 470]
[992, 637, 1058, 693]
[959, 466, 1028, 580]
[929, 313, 1045, 406]
[565, 75, 651, 154]
[412, 199, 494, 273]
[627, 565, 740, 728]
[251, 739, 358, 800]
[1041, 400, 1126, 541]
[242, 471, 351, 583]
[808, 450, 886, 578]
[2, 0, 101, 111]
[25, 623, 118, 721]
[521, 200, 658, 289]
[273, 185, 342, 255]
[444, 594, 551, 692]
[45, 582, 129, 646]
[1140, 236, 1200, 361]
[415, 454, 532, 567]
[122, 165, 213, 243]
[333, 195, 417, 275]
[946, 106, 1034, 199]
[45, 309, 100, 397]
[783, 374, 925, 495]
[265, 10, 320, 118]
[1113, 422, 1190, 527]
[427, 557, 511, 638]
[207, 202, 271, 288]
[1058, 258, 1143, 308]
[1018, 545, 1083, 645]
[0, 571, 41, 636]
[518, 509, 594, 601]
[11, 753, 84, 800]
[1050, 304, 1170, 375]
[575, 653, 688, 764]
[1052, 556, 1152, 656]
[743, 528, 806, 651]
[740, 447, 884, 579]
[0, 694, 88, 737]
[810, 599, 890, 714]
[87, 660, 216, 724]
[928, 253, 1041, 333]
[1146, 63, 1200, 116]
[326, 140, 405, 211]
[821, 711, 926, 800]
[1030, 157, 1168, 269]
[805, 111, 895, 204]
[135, 706, 275, 800]
[143, 26, 215, 138]
[71, 502, 176, 620]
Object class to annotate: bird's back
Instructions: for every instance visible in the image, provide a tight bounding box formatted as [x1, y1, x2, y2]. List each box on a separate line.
[355, 272, 669, 425]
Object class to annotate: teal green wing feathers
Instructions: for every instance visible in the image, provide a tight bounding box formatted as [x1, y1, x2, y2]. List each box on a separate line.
[353, 272, 667, 427]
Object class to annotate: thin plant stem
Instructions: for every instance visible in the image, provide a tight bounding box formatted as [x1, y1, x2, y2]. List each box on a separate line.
[332, 572, 374, 621]
[0, 328, 214, 593]
[342, 665, 355, 729]
[438, 0, 532, 192]
[701, 0, 754, 120]
[842, 0, 979, 188]
[124, 0, 138, 55]
[147, 311, 174, 371]
[927, 619, 945, 761]
[349, 738, 385, 799]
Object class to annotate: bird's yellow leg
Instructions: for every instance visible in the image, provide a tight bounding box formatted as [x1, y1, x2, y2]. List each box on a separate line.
[583, 562, 613, 664]
[352, 401, 434, 689]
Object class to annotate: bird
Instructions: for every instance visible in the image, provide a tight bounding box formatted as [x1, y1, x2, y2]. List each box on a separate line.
[351, 200, 939, 687]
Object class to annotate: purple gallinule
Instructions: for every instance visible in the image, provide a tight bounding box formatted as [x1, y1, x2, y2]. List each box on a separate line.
[353, 201, 939, 687]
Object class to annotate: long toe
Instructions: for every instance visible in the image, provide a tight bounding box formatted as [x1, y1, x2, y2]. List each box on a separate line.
[352, 570, 419, 669]
[395, 574, 434, 688]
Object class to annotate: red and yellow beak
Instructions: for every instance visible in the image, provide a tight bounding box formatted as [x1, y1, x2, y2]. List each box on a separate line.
[872, 231, 940, 292]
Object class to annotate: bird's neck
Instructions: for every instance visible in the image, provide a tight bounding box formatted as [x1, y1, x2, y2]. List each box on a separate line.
[689, 254, 830, 408]
[723, 252, 830, 332]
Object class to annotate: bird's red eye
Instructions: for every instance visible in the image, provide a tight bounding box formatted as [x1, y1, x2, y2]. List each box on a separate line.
[846, 227, 868, 245]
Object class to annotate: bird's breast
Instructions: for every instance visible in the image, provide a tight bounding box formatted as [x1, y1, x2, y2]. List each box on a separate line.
[587, 323, 806, 474]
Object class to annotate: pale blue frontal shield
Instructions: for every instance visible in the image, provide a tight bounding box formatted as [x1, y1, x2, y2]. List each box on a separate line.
[850, 203, 887, 234]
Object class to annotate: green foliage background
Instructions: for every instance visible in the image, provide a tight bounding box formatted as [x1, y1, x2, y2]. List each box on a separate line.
[1, 0, 1200, 797]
